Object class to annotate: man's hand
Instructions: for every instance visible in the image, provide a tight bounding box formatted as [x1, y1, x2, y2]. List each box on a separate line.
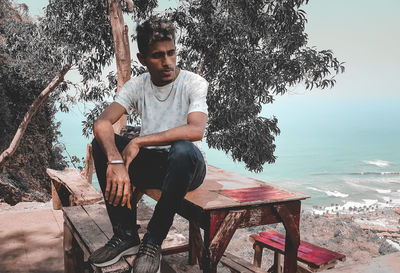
[122, 140, 140, 169]
[105, 164, 131, 207]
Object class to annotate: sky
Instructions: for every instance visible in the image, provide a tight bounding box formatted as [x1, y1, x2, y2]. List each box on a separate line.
[17, 0, 400, 102]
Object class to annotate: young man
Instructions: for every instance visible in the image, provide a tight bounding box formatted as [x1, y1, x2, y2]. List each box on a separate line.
[88, 18, 208, 273]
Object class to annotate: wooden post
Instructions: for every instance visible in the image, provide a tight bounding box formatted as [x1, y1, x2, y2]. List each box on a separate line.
[252, 243, 263, 267]
[63, 222, 84, 273]
[208, 210, 246, 273]
[189, 220, 204, 266]
[84, 143, 94, 183]
[274, 252, 282, 273]
[273, 201, 301, 273]
[51, 181, 62, 210]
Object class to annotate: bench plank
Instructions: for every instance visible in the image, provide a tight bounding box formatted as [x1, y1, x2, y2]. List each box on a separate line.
[83, 204, 114, 239]
[64, 205, 131, 273]
[251, 230, 346, 268]
[47, 168, 102, 205]
[83, 203, 189, 255]
[221, 252, 267, 273]
[63, 205, 109, 253]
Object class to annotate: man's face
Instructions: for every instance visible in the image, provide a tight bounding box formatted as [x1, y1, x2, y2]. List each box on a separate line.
[138, 40, 177, 86]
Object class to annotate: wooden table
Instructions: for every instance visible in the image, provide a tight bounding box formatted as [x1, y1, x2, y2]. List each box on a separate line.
[63, 166, 309, 273]
[145, 166, 309, 273]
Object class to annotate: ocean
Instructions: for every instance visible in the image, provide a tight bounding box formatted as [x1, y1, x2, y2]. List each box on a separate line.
[56, 95, 400, 213]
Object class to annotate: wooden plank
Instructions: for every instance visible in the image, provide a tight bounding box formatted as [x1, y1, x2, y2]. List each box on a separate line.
[47, 168, 102, 205]
[63, 206, 109, 253]
[216, 186, 301, 203]
[189, 220, 204, 266]
[273, 204, 300, 248]
[65, 205, 131, 272]
[83, 203, 188, 255]
[221, 252, 268, 273]
[51, 181, 62, 210]
[238, 205, 280, 228]
[184, 166, 309, 211]
[63, 221, 84, 273]
[84, 143, 94, 184]
[274, 252, 282, 273]
[252, 231, 346, 268]
[252, 243, 263, 267]
[220, 256, 252, 273]
[83, 204, 113, 239]
[209, 210, 246, 265]
[140, 166, 308, 212]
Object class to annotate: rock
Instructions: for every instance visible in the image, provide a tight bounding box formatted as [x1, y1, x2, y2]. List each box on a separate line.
[0, 176, 24, 205]
[378, 241, 398, 255]
[334, 230, 342, 237]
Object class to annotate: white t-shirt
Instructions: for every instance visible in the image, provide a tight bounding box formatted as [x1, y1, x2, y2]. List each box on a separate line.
[115, 70, 208, 157]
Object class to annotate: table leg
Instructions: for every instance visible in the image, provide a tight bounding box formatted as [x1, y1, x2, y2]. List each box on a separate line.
[203, 210, 246, 273]
[252, 243, 263, 267]
[189, 220, 204, 266]
[273, 201, 301, 273]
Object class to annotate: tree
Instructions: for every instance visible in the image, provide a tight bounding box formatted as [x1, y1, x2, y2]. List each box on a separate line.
[0, 0, 67, 202]
[0, 0, 156, 166]
[168, 0, 344, 171]
[51, 0, 344, 173]
[2, 0, 344, 174]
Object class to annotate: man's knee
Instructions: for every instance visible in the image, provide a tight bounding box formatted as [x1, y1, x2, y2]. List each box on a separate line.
[169, 140, 196, 161]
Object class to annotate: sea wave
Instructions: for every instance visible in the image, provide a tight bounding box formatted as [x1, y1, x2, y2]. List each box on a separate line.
[363, 160, 390, 167]
[307, 187, 349, 198]
[349, 171, 400, 176]
[312, 171, 400, 176]
[375, 189, 391, 194]
[311, 199, 378, 215]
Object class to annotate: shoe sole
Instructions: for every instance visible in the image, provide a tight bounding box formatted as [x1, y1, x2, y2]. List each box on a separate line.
[92, 245, 139, 267]
[157, 255, 161, 273]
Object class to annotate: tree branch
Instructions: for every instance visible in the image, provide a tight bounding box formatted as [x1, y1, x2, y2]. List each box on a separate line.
[196, 54, 205, 75]
[0, 60, 72, 167]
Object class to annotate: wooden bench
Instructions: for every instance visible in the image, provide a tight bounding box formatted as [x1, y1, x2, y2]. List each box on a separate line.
[48, 164, 309, 273]
[63, 203, 188, 273]
[47, 168, 103, 209]
[249, 230, 346, 273]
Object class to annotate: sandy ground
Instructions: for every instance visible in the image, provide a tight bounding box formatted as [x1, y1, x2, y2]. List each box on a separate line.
[1, 200, 399, 272]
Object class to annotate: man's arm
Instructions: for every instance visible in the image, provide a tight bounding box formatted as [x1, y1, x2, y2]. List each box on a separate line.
[94, 102, 127, 161]
[93, 102, 131, 207]
[94, 102, 207, 207]
[122, 111, 207, 167]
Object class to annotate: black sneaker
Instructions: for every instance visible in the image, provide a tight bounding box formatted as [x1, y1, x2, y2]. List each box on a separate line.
[89, 230, 140, 267]
[131, 233, 161, 273]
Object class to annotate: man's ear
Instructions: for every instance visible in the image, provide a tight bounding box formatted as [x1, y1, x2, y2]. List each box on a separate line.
[137, 53, 146, 66]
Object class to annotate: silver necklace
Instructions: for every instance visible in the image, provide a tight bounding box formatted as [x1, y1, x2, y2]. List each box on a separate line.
[151, 80, 175, 102]
[151, 69, 176, 102]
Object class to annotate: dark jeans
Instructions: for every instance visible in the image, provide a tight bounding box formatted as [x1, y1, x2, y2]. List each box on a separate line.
[92, 134, 206, 245]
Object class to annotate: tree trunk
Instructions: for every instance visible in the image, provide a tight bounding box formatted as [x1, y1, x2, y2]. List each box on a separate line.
[108, 0, 132, 133]
[197, 54, 205, 75]
[0, 61, 71, 167]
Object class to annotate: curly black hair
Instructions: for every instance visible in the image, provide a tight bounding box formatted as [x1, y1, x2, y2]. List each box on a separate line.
[136, 17, 175, 55]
